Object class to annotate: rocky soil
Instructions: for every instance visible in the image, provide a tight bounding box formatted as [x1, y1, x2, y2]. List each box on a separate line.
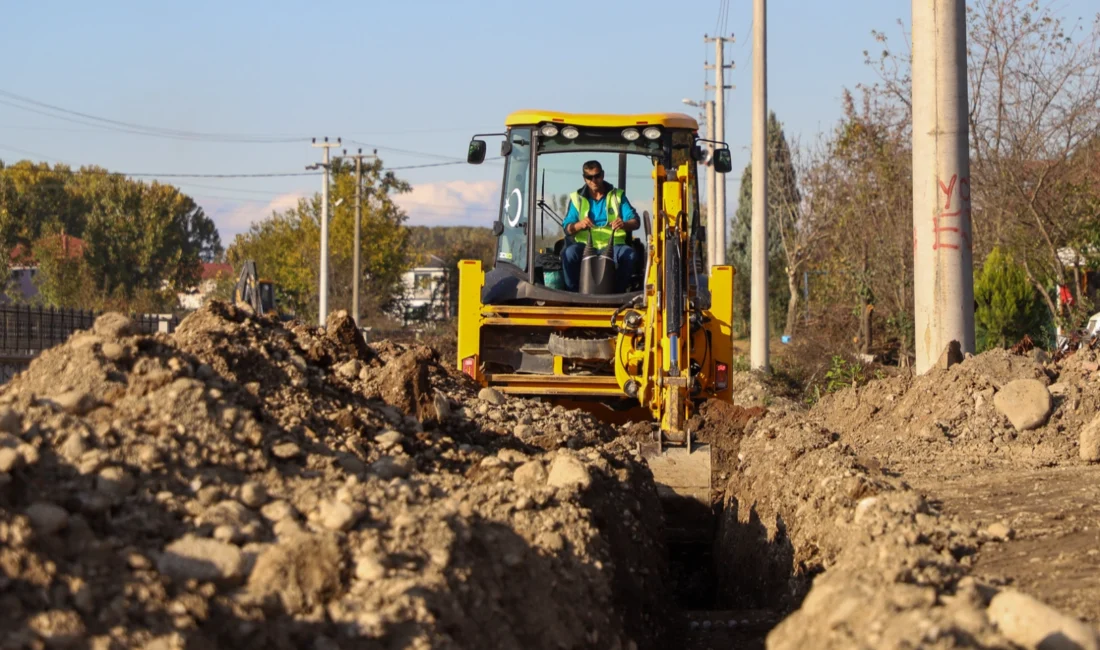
[0, 303, 667, 650]
[706, 348, 1100, 649]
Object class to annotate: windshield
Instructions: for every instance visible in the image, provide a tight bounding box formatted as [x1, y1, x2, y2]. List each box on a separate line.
[495, 127, 531, 271]
[533, 152, 656, 251]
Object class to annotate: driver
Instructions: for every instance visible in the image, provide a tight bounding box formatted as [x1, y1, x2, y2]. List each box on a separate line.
[561, 160, 640, 293]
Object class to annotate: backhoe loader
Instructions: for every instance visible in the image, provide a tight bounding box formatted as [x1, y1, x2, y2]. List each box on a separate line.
[458, 110, 736, 538]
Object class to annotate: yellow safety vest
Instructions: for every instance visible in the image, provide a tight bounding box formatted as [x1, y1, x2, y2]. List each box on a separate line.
[570, 189, 628, 246]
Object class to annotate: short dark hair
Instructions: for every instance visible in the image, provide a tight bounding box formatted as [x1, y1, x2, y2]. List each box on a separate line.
[582, 160, 603, 175]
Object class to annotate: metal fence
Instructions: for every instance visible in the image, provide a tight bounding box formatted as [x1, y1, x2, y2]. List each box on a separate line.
[0, 305, 179, 357]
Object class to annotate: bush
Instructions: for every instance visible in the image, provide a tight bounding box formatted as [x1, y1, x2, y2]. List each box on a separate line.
[974, 247, 1046, 351]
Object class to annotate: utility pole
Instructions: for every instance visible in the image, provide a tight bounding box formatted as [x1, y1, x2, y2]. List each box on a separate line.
[750, 0, 768, 372]
[705, 99, 717, 267]
[912, 0, 974, 373]
[307, 137, 340, 327]
[682, 97, 717, 266]
[343, 147, 379, 331]
[705, 33, 735, 266]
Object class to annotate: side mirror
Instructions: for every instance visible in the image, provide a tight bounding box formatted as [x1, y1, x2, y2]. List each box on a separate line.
[500, 140, 512, 156]
[467, 140, 487, 164]
[713, 148, 733, 174]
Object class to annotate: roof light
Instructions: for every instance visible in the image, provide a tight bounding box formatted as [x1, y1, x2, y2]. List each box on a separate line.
[643, 126, 661, 140]
[621, 128, 640, 141]
[561, 125, 579, 139]
[540, 124, 559, 137]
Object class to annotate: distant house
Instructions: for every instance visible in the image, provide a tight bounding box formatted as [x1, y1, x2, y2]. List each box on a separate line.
[398, 255, 451, 322]
[177, 262, 234, 310]
[2, 234, 86, 305]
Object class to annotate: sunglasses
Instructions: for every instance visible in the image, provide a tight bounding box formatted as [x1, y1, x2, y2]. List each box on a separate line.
[583, 172, 603, 181]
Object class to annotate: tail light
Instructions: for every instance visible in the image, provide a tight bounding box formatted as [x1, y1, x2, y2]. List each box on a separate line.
[715, 362, 728, 390]
[461, 355, 477, 379]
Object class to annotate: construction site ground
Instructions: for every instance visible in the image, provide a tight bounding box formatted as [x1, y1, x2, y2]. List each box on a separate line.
[2, 303, 1100, 649]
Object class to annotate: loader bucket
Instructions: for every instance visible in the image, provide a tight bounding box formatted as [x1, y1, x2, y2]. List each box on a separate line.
[640, 442, 714, 541]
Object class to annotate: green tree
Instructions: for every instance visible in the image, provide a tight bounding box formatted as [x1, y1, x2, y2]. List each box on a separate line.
[729, 111, 799, 336]
[227, 156, 413, 323]
[974, 246, 1046, 351]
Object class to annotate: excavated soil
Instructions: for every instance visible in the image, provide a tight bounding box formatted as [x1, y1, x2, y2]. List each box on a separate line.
[6, 304, 1100, 650]
[703, 348, 1100, 649]
[0, 303, 668, 650]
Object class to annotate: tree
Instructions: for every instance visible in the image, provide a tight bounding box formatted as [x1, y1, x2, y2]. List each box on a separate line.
[867, 0, 1100, 329]
[974, 246, 1047, 350]
[227, 156, 413, 323]
[729, 111, 798, 337]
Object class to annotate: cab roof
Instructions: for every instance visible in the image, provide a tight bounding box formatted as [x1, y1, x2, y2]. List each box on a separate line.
[504, 109, 698, 131]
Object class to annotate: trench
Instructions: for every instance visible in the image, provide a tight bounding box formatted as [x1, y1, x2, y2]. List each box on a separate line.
[658, 498, 811, 649]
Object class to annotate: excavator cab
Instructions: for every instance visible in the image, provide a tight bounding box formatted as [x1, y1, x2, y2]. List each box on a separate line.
[459, 110, 736, 538]
[234, 260, 278, 317]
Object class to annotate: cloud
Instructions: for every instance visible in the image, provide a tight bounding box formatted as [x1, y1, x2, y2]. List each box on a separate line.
[395, 179, 500, 227]
[204, 192, 305, 240]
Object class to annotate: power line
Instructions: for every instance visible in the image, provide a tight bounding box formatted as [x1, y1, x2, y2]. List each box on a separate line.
[0, 90, 305, 143]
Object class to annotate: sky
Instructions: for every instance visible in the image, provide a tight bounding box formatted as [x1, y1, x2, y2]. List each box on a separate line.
[1, 0, 1096, 245]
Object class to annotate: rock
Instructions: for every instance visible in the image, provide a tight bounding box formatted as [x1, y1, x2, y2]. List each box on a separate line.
[0, 447, 21, 473]
[371, 455, 412, 480]
[27, 609, 86, 648]
[158, 536, 245, 582]
[247, 534, 342, 615]
[355, 557, 386, 581]
[200, 500, 257, 529]
[478, 387, 506, 406]
[240, 482, 268, 508]
[92, 312, 135, 339]
[25, 502, 69, 535]
[100, 342, 127, 362]
[513, 460, 548, 486]
[854, 496, 879, 524]
[213, 525, 240, 543]
[375, 430, 404, 449]
[432, 393, 451, 421]
[59, 434, 88, 462]
[0, 407, 21, 434]
[988, 589, 1100, 650]
[514, 424, 535, 439]
[320, 500, 359, 531]
[537, 531, 565, 552]
[260, 500, 296, 522]
[53, 390, 95, 416]
[936, 340, 964, 370]
[993, 380, 1052, 432]
[96, 467, 135, 499]
[986, 522, 1015, 541]
[1048, 382, 1068, 396]
[547, 454, 592, 489]
[1080, 414, 1100, 463]
[336, 359, 362, 380]
[272, 441, 302, 459]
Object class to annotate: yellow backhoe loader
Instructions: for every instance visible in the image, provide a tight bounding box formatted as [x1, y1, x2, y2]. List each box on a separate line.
[457, 110, 736, 538]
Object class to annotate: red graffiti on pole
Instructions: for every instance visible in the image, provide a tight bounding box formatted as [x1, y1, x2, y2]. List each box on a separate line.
[933, 174, 971, 252]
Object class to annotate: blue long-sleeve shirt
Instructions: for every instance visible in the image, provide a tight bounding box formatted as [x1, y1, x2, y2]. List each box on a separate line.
[562, 188, 638, 228]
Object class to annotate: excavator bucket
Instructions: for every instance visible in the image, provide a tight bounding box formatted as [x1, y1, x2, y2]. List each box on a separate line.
[640, 440, 714, 541]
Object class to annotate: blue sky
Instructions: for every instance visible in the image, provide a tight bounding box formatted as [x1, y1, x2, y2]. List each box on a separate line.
[1, 0, 1095, 244]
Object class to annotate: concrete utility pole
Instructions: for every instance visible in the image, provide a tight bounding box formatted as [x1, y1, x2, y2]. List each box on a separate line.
[911, 0, 975, 374]
[705, 99, 717, 266]
[705, 34, 735, 265]
[682, 97, 718, 266]
[751, 0, 769, 372]
[308, 137, 340, 327]
[343, 147, 379, 331]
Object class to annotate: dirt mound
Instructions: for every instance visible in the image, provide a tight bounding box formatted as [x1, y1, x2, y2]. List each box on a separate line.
[710, 346, 1100, 648]
[809, 348, 1100, 475]
[0, 302, 667, 649]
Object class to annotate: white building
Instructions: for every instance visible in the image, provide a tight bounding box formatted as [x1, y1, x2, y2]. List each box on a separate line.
[397, 255, 450, 322]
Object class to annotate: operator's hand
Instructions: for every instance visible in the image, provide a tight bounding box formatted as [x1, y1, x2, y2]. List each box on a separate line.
[609, 218, 624, 230]
[576, 217, 596, 232]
